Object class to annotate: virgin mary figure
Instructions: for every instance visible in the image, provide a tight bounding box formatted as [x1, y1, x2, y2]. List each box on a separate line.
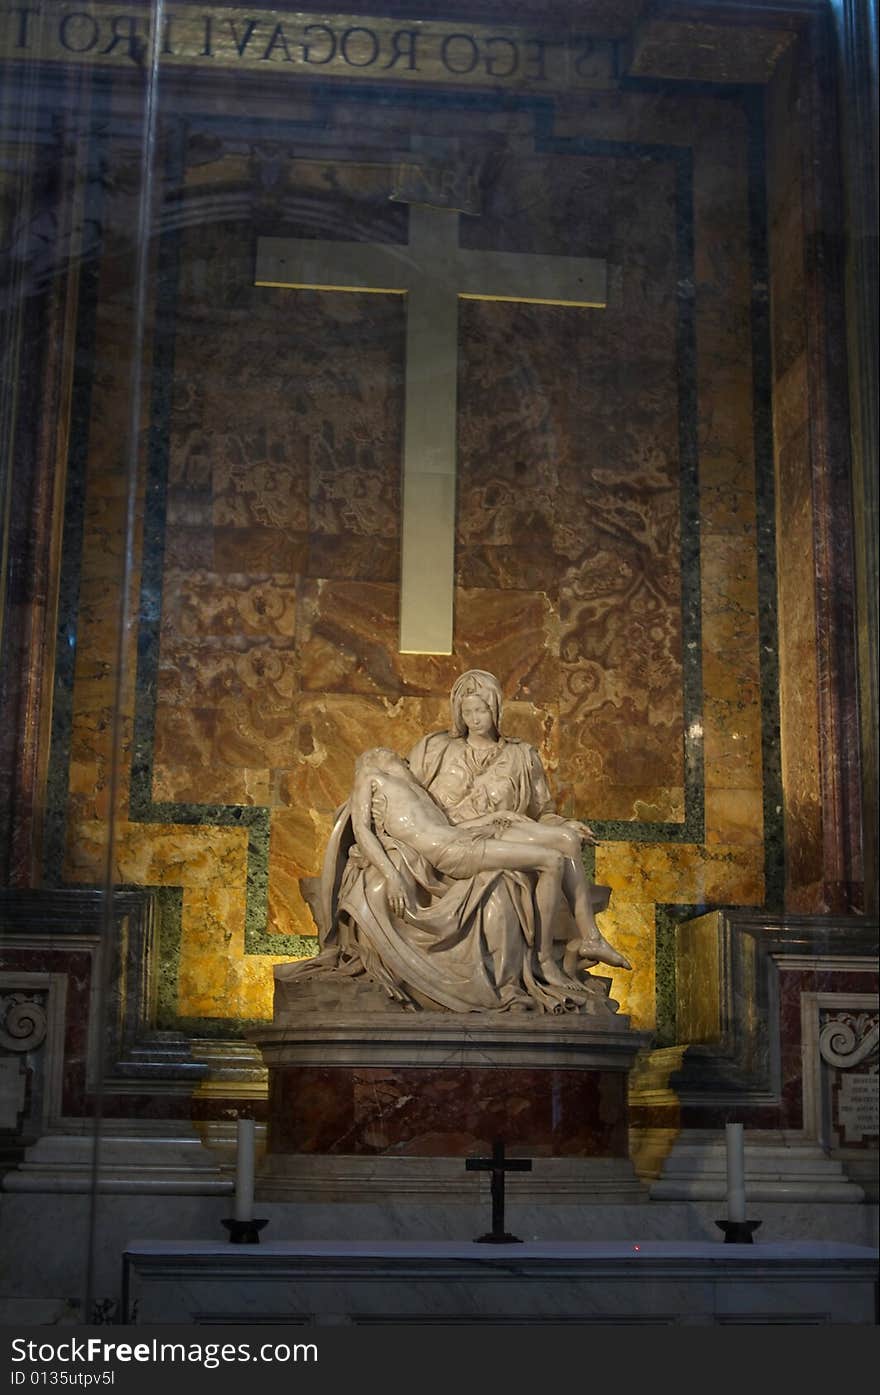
[278, 670, 628, 1015]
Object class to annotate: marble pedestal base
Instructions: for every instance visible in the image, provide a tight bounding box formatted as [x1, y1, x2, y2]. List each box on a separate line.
[255, 1012, 651, 1201]
[257, 1152, 648, 1204]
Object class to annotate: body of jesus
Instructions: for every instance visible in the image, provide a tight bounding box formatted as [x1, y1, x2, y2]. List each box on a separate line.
[351, 748, 631, 977]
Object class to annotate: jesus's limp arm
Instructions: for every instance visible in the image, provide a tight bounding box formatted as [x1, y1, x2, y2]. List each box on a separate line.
[350, 770, 419, 919]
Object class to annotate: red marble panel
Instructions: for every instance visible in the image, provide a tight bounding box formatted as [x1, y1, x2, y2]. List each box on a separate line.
[776, 420, 824, 908]
[777, 967, 880, 1131]
[267, 1065, 628, 1158]
[672, 966, 879, 1133]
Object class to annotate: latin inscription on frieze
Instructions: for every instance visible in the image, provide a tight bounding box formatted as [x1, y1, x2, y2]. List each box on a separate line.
[1, 4, 622, 91]
[0, 1056, 26, 1131]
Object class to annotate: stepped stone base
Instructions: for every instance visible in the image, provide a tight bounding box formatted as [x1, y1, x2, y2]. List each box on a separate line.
[646, 1129, 865, 1203]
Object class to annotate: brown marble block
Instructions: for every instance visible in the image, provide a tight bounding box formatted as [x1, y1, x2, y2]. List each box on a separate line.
[267, 1065, 628, 1158]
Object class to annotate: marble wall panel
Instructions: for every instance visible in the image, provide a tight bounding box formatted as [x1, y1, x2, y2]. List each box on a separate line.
[157, 639, 299, 711]
[61, 259, 148, 842]
[775, 420, 823, 905]
[703, 693, 763, 786]
[590, 898, 656, 1026]
[696, 374, 755, 487]
[460, 151, 611, 259]
[212, 527, 308, 575]
[700, 543, 761, 676]
[212, 445, 308, 534]
[295, 581, 559, 701]
[267, 805, 332, 939]
[306, 323, 403, 544]
[692, 108, 767, 857]
[695, 392, 753, 535]
[213, 704, 298, 773]
[287, 694, 448, 814]
[152, 706, 216, 797]
[559, 550, 685, 822]
[166, 486, 212, 533]
[153, 760, 270, 810]
[64, 540, 140, 839]
[307, 534, 399, 583]
[703, 787, 764, 847]
[456, 299, 579, 596]
[773, 354, 810, 452]
[496, 702, 561, 792]
[65, 712, 133, 828]
[549, 151, 682, 822]
[164, 525, 214, 572]
[770, 347, 821, 900]
[63, 821, 249, 892]
[193, 196, 407, 584]
[769, 188, 808, 382]
[168, 215, 405, 595]
[457, 590, 562, 701]
[596, 842, 764, 909]
[699, 485, 756, 536]
[700, 535, 763, 845]
[178, 883, 281, 1022]
[764, 42, 850, 912]
[161, 571, 297, 641]
[295, 580, 446, 696]
[49, 81, 786, 1038]
[155, 568, 299, 801]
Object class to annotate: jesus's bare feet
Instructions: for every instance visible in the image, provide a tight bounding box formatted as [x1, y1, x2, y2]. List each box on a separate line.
[564, 935, 632, 973]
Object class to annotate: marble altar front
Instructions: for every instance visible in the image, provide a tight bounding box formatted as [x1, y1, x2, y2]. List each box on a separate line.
[122, 1239, 879, 1326]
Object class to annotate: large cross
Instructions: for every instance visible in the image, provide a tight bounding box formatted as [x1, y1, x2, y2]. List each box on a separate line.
[256, 206, 606, 654]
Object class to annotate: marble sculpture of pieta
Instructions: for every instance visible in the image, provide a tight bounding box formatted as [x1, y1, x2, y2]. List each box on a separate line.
[281, 669, 631, 1015]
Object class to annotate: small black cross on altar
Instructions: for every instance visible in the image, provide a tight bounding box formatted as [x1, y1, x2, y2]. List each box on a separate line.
[465, 1139, 533, 1244]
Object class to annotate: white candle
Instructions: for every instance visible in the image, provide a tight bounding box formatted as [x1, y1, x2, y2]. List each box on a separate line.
[234, 1119, 255, 1222]
[725, 1122, 746, 1222]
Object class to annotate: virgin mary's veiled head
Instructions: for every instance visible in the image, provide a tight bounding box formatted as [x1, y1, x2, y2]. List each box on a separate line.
[449, 670, 503, 737]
